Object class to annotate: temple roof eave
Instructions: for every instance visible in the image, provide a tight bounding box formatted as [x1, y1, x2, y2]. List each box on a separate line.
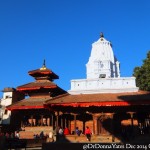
[48, 100, 150, 108]
[16, 81, 58, 91]
[44, 91, 150, 107]
[28, 69, 59, 79]
[6, 97, 52, 111]
[17, 86, 57, 91]
[7, 90, 150, 110]
[7, 105, 45, 110]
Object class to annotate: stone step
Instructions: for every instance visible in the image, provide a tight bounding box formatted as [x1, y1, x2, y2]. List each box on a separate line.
[24, 126, 52, 132]
[64, 135, 117, 143]
[19, 127, 121, 143]
[20, 132, 36, 139]
[20, 126, 52, 139]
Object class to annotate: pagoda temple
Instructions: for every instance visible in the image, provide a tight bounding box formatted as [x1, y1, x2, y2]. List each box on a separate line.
[7, 61, 67, 137]
[6, 33, 150, 143]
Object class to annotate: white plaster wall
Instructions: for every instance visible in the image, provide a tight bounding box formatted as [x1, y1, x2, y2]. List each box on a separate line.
[86, 36, 120, 79]
[69, 77, 139, 94]
[0, 91, 13, 124]
[1, 92, 13, 106]
[68, 34, 138, 94]
[86, 60, 114, 78]
[89, 39, 114, 62]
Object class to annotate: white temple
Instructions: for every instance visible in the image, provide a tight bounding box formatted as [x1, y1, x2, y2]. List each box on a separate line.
[68, 33, 138, 94]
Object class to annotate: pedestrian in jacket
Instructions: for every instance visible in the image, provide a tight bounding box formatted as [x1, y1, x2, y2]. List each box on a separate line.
[85, 126, 92, 141]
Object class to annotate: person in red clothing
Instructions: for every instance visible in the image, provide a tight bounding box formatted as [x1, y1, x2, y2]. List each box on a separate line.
[85, 126, 92, 141]
[63, 127, 70, 135]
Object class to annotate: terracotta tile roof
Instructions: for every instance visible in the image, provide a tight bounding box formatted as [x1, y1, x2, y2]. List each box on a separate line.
[44, 91, 150, 105]
[28, 68, 59, 79]
[7, 97, 51, 110]
[17, 80, 57, 90]
[2, 87, 16, 92]
[7, 91, 150, 110]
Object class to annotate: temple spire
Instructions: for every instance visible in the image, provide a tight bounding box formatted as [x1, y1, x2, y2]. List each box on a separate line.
[43, 59, 46, 67]
[40, 59, 47, 70]
[100, 32, 104, 38]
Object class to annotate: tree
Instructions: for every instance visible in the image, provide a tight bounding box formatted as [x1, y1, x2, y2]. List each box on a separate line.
[133, 51, 150, 91]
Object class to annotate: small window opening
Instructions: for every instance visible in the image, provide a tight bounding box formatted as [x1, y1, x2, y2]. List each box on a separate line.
[99, 74, 106, 78]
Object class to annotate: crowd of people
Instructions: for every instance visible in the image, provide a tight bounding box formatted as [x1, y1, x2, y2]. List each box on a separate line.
[0, 131, 20, 139]
[0, 126, 92, 143]
[32, 126, 92, 142]
[56, 126, 83, 136]
[54, 126, 92, 142]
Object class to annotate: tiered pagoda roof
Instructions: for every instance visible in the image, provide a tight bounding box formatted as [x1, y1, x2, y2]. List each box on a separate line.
[28, 60, 59, 81]
[7, 60, 67, 110]
[17, 60, 59, 93]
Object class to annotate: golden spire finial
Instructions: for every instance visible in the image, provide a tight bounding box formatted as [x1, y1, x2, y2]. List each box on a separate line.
[100, 32, 104, 38]
[40, 59, 46, 70]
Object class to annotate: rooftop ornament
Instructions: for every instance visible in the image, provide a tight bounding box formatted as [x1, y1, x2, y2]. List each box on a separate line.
[100, 32, 104, 41]
[40, 59, 47, 70]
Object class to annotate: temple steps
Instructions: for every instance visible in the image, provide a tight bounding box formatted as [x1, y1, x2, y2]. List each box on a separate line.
[19, 127, 121, 143]
[64, 134, 121, 143]
[19, 126, 122, 143]
[19, 126, 52, 139]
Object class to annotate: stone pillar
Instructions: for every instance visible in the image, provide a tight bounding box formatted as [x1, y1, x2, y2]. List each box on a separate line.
[64, 118, 67, 128]
[61, 116, 64, 128]
[93, 115, 98, 135]
[130, 113, 134, 127]
[109, 113, 115, 142]
[47, 118, 50, 126]
[21, 121, 23, 128]
[33, 118, 36, 126]
[31, 115, 33, 127]
[35, 117, 37, 126]
[41, 115, 43, 126]
[128, 112, 134, 129]
[83, 120, 86, 134]
[55, 112, 59, 127]
[73, 114, 77, 135]
[51, 114, 54, 127]
[68, 119, 71, 132]
[94, 113, 103, 135]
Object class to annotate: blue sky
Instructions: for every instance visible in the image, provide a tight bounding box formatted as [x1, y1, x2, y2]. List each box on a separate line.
[0, 0, 150, 97]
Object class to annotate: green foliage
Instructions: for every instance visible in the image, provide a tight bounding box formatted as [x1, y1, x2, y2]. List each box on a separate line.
[133, 51, 150, 91]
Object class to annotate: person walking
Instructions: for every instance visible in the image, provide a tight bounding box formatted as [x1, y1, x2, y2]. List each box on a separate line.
[85, 126, 92, 141]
